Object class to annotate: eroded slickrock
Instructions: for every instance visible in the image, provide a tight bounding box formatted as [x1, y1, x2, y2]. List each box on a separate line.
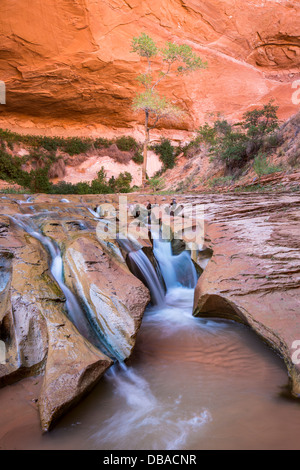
[63, 234, 150, 361]
[188, 193, 300, 396]
[0, 196, 151, 431]
[1, 191, 300, 430]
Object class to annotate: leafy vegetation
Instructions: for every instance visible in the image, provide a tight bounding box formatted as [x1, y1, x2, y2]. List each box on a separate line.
[0, 145, 133, 194]
[132, 151, 144, 165]
[94, 137, 114, 149]
[197, 102, 280, 173]
[131, 32, 207, 183]
[153, 138, 176, 170]
[253, 154, 282, 177]
[149, 176, 166, 192]
[0, 128, 141, 157]
[115, 136, 138, 152]
[0, 129, 93, 155]
[0, 129, 147, 193]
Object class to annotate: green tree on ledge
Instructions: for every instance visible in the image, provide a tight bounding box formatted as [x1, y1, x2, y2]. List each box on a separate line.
[131, 33, 207, 185]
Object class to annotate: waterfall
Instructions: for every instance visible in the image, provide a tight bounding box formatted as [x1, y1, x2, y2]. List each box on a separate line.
[128, 249, 165, 306]
[153, 239, 198, 290]
[10, 215, 110, 355]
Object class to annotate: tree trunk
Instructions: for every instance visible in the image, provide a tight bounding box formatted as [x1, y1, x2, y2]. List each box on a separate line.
[142, 110, 149, 186]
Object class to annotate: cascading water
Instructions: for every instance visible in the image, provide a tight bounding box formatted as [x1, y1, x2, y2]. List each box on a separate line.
[153, 239, 198, 290]
[2, 216, 300, 450]
[127, 249, 165, 306]
[89, 241, 208, 450]
[10, 214, 111, 356]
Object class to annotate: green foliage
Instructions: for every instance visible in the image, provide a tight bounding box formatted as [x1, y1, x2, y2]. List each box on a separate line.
[153, 138, 176, 170]
[0, 128, 145, 170]
[197, 123, 217, 146]
[160, 42, 207, 73]
[75, 182, 92, 194]
[0, 187, 31, 194]
[149, 176, 165, 192]
[133, 90, 182, 119]
[265, 133, 281, 149]
[132, 151, 144, 164]
[242, 102, 279, 139]
[60, 137, 92, 156]
[39, 136, 60, 152]
[115, 136, 137, 151]
[113, 172, 133, 193]
[50, 181, 77, 195]
[90, 167, 109, 194]
[29, 167, 53, 193]
[196, 102, 280, 173]
[94, 137, 113, 149]
[131, 33, 207, 182]
[181, 139, 200, 158]
[213, 131, 249, 171]
[0, 150, 133, 194]
[0, 150, 21, 180]
[0, 128, 92, 155]
[131, 33, 158, 58]
[253, 154, 282, 177]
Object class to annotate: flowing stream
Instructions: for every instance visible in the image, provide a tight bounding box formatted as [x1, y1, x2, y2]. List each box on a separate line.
[10, 215, 114, 357]
[1, 227, 300, 449]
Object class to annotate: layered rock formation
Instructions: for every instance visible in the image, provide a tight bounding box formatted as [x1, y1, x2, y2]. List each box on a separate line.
[1, 191, 300, 432]
[0, 0, 299, 137]
[188, 192, 300, 396]
[0, 194, 150, 430]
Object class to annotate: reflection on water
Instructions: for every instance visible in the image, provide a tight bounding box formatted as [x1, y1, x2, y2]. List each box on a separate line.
[1, 285, 300, 450]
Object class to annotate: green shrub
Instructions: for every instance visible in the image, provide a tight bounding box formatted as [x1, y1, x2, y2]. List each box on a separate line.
[153, 138, 176, 169]
[213, 131, 249, 171]
[114, 172, 133, 193]
[0, 188, 30, 194]
[75, 182, 92, 194]
[198, 123, 217, 145]
[132, 151, 144, 164]
[182, 139, 201, 158]
[265, 133, 282, 149]
[149, 176, 165, 192]
[61, 137, 92, 156]
[115, 136, 137, 151]
[243, 102, 279, 139]
[253, 154, 282, 177]
[29, 167, 52, 193]
[39, 136, 61, 152]
[0, 129, 93, 155]
[50, 181, 77, 194]
[0, 130, 137, 194]
[0, 149, 31, 187]
[197, 102, 280, 173]
[94, 137, 113, 149]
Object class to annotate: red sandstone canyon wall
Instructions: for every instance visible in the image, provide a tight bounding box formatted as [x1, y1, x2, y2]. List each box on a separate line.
[0, 0, 299, 136]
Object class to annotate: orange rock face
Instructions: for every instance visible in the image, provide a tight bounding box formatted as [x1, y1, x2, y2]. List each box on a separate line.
[0, 0, 299, 137]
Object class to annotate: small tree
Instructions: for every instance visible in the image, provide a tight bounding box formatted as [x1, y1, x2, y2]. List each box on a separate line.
[131, 33, 207, 184]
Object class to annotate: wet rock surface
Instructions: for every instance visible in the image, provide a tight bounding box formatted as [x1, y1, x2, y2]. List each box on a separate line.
[187, 193, 300, 396]
[0, 191, 300, 431]
[0, 194, 150, 430]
